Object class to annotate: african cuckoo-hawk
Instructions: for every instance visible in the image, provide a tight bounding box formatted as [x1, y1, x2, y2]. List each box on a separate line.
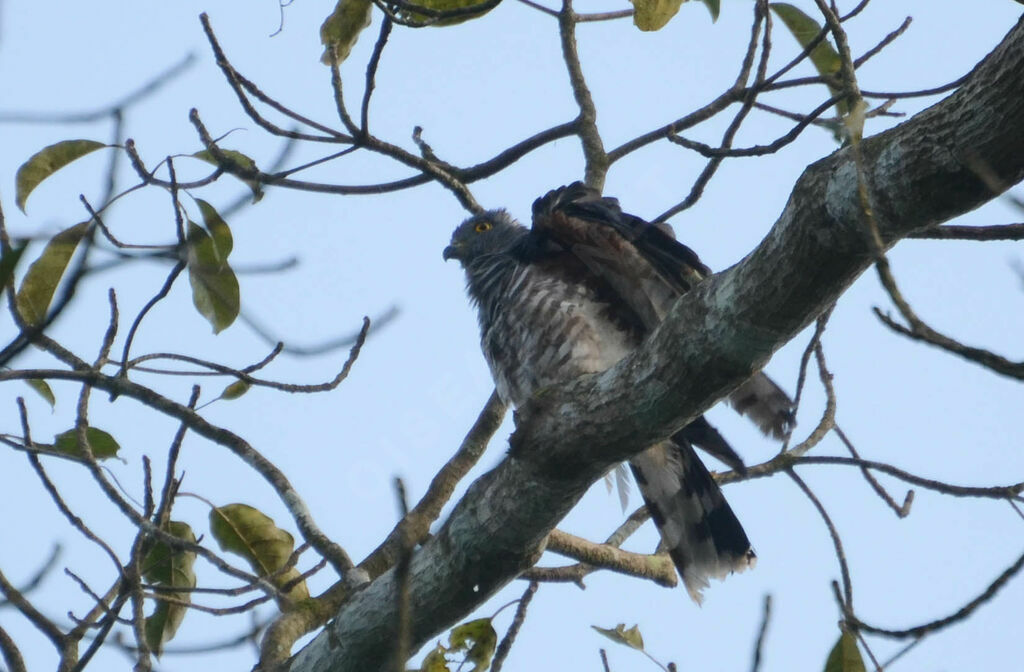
[444, 182, 792, 602]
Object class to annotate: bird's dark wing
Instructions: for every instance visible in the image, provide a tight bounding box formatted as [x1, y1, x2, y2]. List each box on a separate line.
[531, 183, 695, 330]
[532, 182, 709, 305]
[532, 182, 794, 440]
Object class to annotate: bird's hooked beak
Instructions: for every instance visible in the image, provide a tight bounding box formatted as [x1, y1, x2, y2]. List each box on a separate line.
[442, 242, 462, 261]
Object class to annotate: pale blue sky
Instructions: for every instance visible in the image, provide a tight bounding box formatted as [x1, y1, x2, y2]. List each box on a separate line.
[1, 1, 1022, 670]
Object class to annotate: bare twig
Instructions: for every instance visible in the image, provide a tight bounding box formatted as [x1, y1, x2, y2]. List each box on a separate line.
[907, 223, 1024, 240]
[0, 54, 197, 124]
[0, 624, 28, 672]
[788, 468, 853, 608]
[558, 0, 608, 189]
[833, 425, 913, 517]
[841, 549, 1024, 639]
[492, 582, 539, 672]
[750, 595, 772, 672]
[390, 477, 413, 672]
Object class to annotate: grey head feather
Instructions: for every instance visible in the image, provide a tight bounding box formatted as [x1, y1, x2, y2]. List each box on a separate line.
[443, 210, 528, 332]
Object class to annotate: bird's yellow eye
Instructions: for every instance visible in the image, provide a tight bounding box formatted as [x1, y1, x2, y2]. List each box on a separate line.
[474, 221, 492, 233]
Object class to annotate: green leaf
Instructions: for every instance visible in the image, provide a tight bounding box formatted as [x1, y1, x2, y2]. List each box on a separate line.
[592, 623, 645, 650]
[209, 504, 309, 604]
[192, 149, 263, 202]
[631, 0, 686, 31]
[699, 0, 720, 21]
[448, 619, 497, 672]
[769, 3, 848, 115]
[220, 379, 251, 401]
[186, 221, 239, 333]
[15, 140, 107, 213]
[53, 427, 120, 459]
[25, 379, 56, 408]
[141, 521, 197, 586]
[144, 601, 186, 658]
[142, 521, 197, 656]
[824, 631, 866, 672]
[0, 241, 27, 288]
[399, 0, 498, 27]
[319, 0, 373, 65]
[15, 222, 88, 325]
[195, 199, 233, 260]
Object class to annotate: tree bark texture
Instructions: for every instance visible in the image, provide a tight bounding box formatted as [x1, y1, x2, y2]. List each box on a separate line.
[287, 16, 1024, 672]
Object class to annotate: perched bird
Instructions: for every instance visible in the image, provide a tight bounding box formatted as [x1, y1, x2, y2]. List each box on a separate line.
[444, 182, 792, 603]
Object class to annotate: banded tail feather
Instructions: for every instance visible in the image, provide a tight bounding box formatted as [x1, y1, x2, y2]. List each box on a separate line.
[630, 440, 756, 604]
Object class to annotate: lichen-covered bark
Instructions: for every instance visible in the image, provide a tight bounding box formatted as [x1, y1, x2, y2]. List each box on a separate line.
[287, 16, 1024, 672]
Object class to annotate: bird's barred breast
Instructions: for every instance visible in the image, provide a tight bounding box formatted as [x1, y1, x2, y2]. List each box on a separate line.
[483, 268, 635, 407]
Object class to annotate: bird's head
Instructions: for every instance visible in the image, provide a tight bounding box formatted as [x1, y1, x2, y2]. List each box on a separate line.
[443, 210, 524, 266]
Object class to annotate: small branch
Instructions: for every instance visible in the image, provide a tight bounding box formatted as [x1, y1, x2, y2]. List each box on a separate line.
[854, 17, 912, 68]
[833, 425, 912, 518]
[200, 14, 348, 143]
[786, 343, 837, 457]
[544, 529, 677, 587]
[392, 477, 412, 672]
[258, 391, 506, 667]
[0, 564, 65, 650]
[907, 222, 1024, 240]
[118, 261, 187, 378]
[841, 549, 1024, 639]
[872, 283, 1024, 381]
[0, 54, 197, 124]
[558, 0, 608, 189]
[153, 386, 202, 528]
[0, 544, 62, 603]
[491, 582, 539, 672]
[0, 624, 27, 672]
[750, 594, 772, 672]
[359, 391, 507, 579]
[20, 399, 124, 574]
[794, 456, 1023, 501]
[655, 1, 771, 221]
[361, 17, 393, 137]
[663, 94, 841, 160]
[783, 308, 833, 450]
[788, 468, 853, 608]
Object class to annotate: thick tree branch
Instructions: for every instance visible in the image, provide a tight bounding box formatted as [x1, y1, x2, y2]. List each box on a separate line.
[287, 17, 1024, 672]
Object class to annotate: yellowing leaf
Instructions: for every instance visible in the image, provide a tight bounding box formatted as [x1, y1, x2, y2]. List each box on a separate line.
[186, 221, 239, 334]
[209, 504, 309, 604]
[631, 0, 685, 31]
[142, 521, 197, 656]
[25, 379, 56, 408]
[15, 140, 107, 212]
[769, 3, 848, 115]
[220, 379, 251, 400]
[320, 0, 372, 65]
[420, 644, 450, 672]
[592, 623, 645, 650]
[53, 427, 120, 460]
[15, 222, 88, 325]
[448, 619, 497, 672]
[824, 631, 866, 672]
[192, 149, 263, 202]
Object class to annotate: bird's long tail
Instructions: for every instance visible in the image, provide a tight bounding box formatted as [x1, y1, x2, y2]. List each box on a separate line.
[629, 439, 755, 604]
